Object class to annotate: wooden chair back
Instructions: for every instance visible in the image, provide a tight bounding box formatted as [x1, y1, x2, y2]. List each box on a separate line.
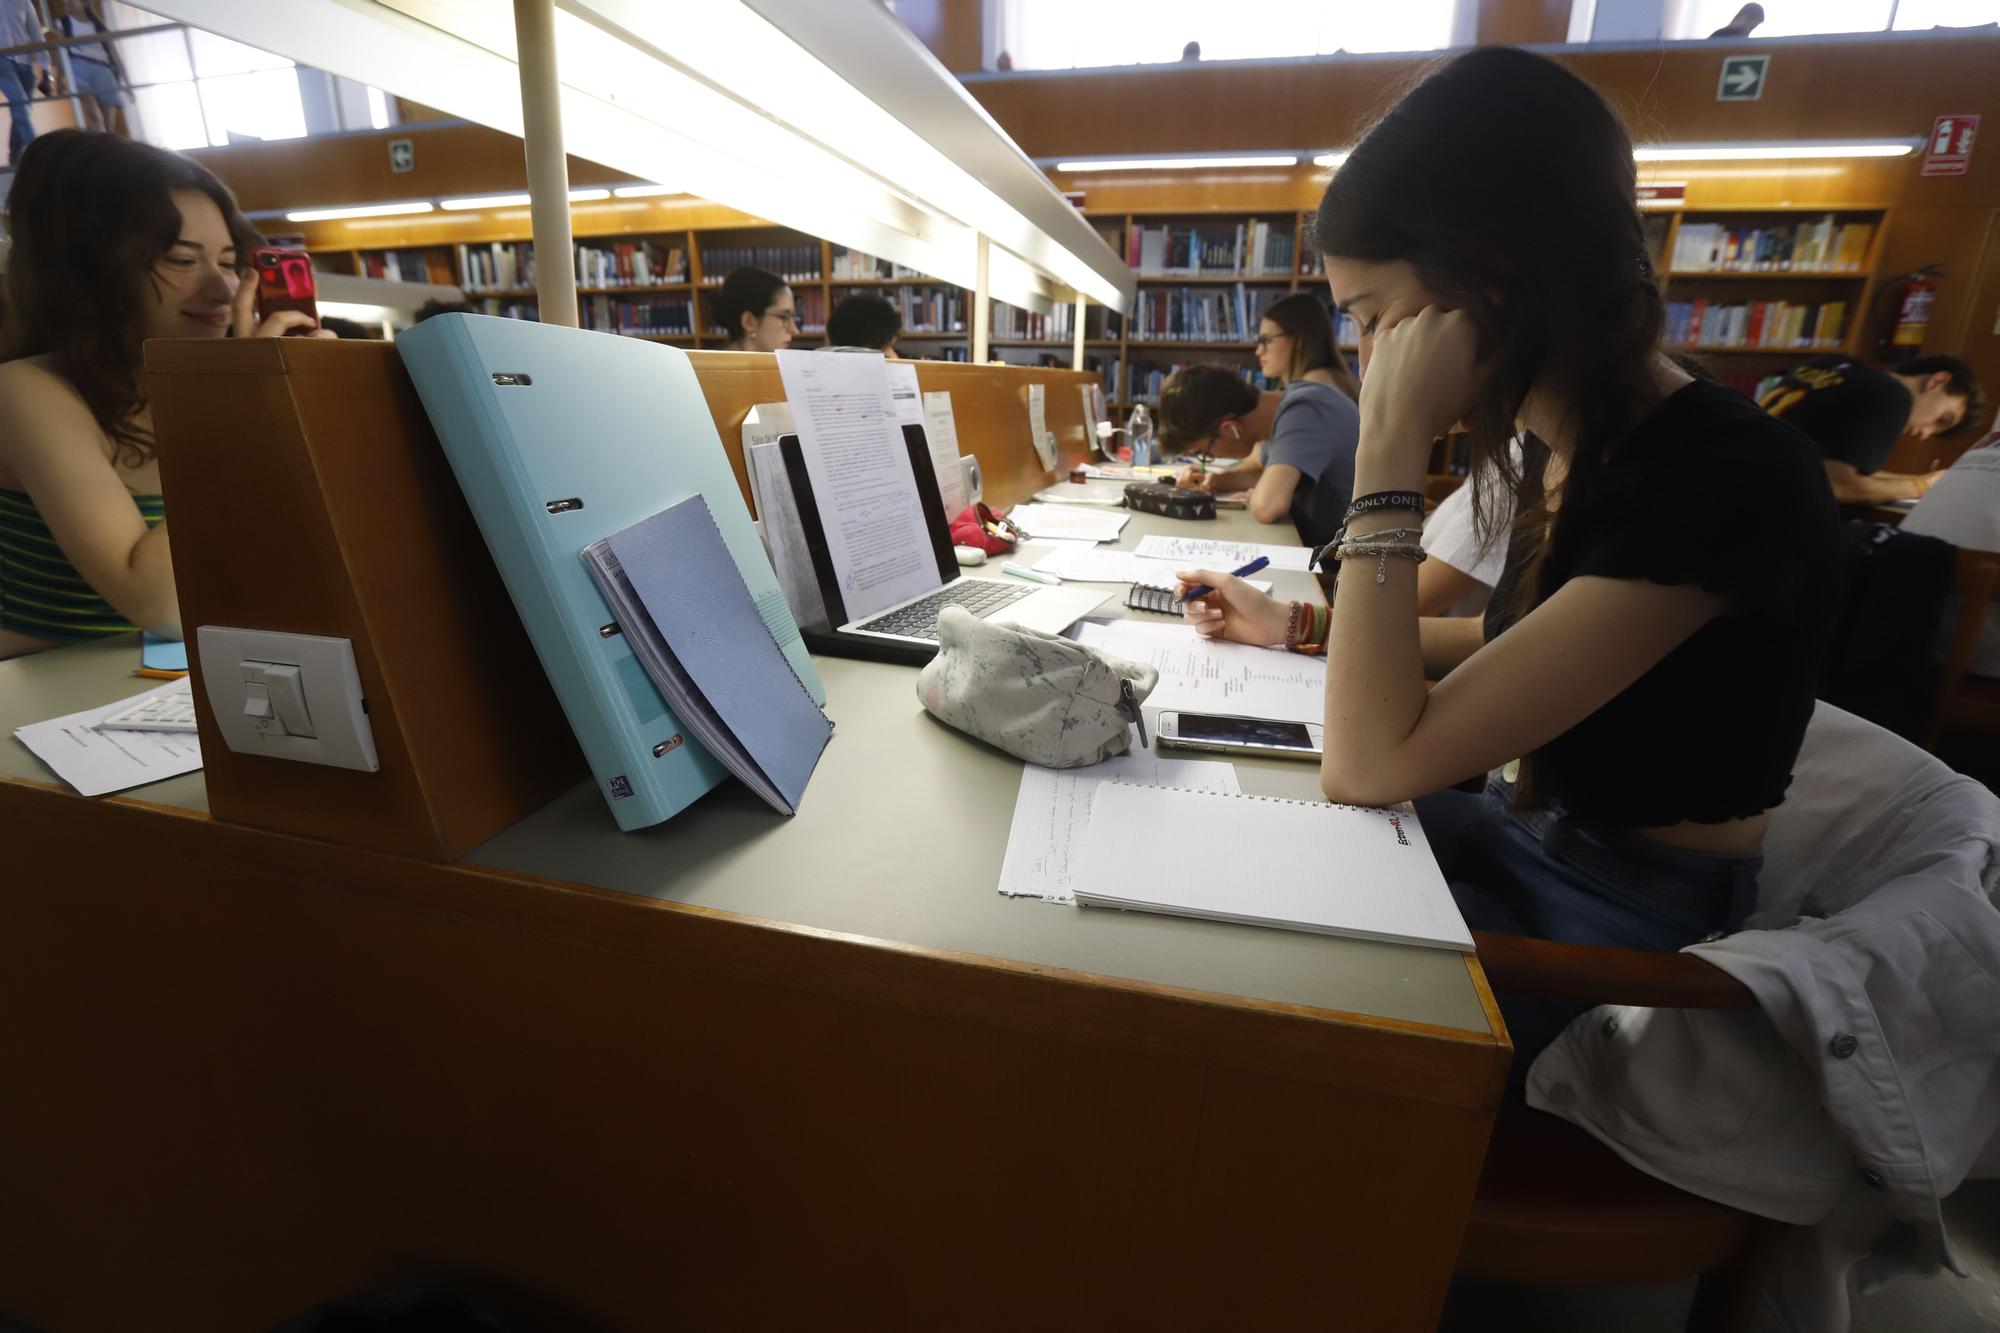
[1921, 546, 2000, 750]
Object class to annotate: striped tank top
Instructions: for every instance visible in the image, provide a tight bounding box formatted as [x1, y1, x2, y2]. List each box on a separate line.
[0, 487, 165, 641]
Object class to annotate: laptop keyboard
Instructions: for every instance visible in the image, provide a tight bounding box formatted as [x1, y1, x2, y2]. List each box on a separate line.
[854, 580, 1034, 641]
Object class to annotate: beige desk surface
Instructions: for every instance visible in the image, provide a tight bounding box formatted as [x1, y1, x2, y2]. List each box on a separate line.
[0, 507, 1492, 1038]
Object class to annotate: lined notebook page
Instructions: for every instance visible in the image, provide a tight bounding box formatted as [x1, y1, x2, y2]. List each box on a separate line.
[1073, 785, 1473, 952]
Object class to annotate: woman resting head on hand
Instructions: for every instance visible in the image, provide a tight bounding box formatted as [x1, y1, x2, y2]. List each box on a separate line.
[0, 129, 327, 658]
[1176, 47, 1840, 1068]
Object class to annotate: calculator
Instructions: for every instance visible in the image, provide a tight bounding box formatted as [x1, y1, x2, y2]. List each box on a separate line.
[1124, 584, 1181, 615]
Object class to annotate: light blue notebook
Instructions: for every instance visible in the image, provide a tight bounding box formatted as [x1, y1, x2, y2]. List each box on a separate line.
[141, 633, 188, 672]
[397, 314, 825, 831]
[587, 495, 831, 815]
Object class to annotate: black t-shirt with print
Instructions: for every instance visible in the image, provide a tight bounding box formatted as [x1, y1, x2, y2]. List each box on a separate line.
[1484, 380, 1841, 827]
[1757, 356, 1912, 475]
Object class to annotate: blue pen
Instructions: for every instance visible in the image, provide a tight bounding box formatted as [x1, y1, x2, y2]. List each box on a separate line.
[1177, 555, 1270, 604]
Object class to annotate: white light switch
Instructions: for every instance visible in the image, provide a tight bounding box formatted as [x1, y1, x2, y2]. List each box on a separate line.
[196, 628, 379, 772]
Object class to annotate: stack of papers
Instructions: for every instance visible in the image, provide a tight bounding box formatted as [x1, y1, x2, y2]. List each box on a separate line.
[14, 678, 203, 796]
[1073, 620, 1325, 725]
[1031, 547, 1274, 593]
[1005, 504, 1131, 544]
[997, 749, 1240, 904]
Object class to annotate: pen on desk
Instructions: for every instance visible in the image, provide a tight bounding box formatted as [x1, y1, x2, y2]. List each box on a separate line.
[1177, 556, 1270, 604]
[1001, 561, 1062, 586]
[134, 668, 189, 681]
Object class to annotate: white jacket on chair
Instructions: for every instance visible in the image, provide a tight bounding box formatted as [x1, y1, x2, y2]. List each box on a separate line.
[1525, 701, 2000, 1333]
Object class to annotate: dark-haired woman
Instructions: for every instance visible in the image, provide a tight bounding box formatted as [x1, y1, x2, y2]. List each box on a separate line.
[711, 265, 796, 353]
[0, 130, 326, 657]
[1176, 48, 1839, 1066]
[1165, 292, 1360, 544]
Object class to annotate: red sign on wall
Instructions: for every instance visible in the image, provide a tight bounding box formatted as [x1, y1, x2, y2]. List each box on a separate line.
[1923, 115, 1979, 178]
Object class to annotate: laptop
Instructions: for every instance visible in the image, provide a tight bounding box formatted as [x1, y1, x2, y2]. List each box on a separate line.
[780, 427, 1110, 665]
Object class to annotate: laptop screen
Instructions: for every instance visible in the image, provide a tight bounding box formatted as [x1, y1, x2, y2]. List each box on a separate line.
[781, 425, 958, 629]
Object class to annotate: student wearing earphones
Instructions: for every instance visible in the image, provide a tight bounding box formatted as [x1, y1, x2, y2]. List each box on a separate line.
[1158, 293, 1360, 545]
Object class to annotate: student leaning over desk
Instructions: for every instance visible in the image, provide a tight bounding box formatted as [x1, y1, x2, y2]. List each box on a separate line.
[0, 130, 332, 659]
[1175, 47, 1841, 1068]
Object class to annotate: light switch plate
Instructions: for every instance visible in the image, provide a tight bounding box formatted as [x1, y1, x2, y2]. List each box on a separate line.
[195, 627, 380, 772]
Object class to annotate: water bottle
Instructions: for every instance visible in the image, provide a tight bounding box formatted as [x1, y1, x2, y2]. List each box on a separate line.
[1128, 403, 1155, 467]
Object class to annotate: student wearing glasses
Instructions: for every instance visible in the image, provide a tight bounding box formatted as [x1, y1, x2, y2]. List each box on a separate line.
[1160, 292, 1361, 546]
[712, 265, 798, 353]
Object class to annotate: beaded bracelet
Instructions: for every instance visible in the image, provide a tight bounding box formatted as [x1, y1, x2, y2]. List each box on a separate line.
[1284, 599, 1305, 646]
[1334, 538, 1428, 584]
[1346, 490, 1429, 520]
[1295, 602, 1331, 653]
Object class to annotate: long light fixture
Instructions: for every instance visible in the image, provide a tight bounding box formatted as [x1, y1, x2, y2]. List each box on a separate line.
[284, 200, 434, 222]
[1633, 140, 1919, 162]
[439, 192, 531, 211]
[1053, 155, 1299, 172]
[611, 184, 679, 198]
[1312, 151, 1351, 168]
[144, 1, 1134, 316]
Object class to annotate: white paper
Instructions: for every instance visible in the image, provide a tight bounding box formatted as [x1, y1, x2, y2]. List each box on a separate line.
[1031, 546, 1270, 592]
[1006, 503, 1130, 543]
[776, 349, 938, 621]
[1078, 382, 1103, 456]
[1073, 621, 1326, 725]
[921, 390, 968, 517]
[1026, 382, 1055, 469]
[885, 361, 925, 427]
[1133, 534, 1315, 572]
[1032, 480, 1131, 507]
[998, 752, 1240, 904]
[15, 681, 203, 796]
[746, 441, 829, 630]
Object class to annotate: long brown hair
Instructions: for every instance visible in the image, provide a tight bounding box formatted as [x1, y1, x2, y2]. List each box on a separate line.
[1, 130, 260, 465]
[1312, 47, 1665, 607]
[1260, 291, 1359, 398]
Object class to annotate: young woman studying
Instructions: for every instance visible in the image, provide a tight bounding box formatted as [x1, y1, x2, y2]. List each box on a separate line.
[1176, 47, 1841, 1065]
[711, 265, 798, 353]
[0, 130, 328, 658]
[1159, 292, 1360, 546]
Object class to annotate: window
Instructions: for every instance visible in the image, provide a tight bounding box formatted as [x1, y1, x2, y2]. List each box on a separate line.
[1668, 0, 1999, 38]
[992, 0, 1462, 70]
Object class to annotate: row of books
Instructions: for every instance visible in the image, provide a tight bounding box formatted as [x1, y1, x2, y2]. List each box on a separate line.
[474, 298, 537, 321]
[697, 244, 820, 284]
[577, 241, 686, 288]
[1127, 221, 1296, 276]
[1119, 359, 1274, 406]
[459, 242, 536, 292]
[360, 249, 439, 284]
[991, 300, 1076, 342]
[584, 296, 695, 337]
[842, 284, 966, 334]
[1129, 283, 1278, 343]
[1665, 299, 1848, 351]
[1670, 216, 1874, 273]
[828, 246, 922, 281]
[702, 285, 827, 335]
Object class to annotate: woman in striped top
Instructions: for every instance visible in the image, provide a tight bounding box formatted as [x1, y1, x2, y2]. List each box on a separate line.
[0, 130, 329, 657]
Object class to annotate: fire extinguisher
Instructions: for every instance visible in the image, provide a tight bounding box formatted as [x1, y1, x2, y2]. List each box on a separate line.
[1874, 265, 1942, 363]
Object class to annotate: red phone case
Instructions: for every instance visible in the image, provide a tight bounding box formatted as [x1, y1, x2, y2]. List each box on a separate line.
[253, 248, 318, 328]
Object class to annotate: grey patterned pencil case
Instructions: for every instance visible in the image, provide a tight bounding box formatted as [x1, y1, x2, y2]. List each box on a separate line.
[916, 607, 1158, 767]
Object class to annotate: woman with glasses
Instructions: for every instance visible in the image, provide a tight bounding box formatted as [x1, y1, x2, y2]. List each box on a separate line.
[711, 265, 797, 353]
[1159, 292, 1361, 546]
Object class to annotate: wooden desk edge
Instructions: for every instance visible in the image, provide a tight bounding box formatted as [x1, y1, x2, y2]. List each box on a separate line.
[3, 774, 1507, 1112]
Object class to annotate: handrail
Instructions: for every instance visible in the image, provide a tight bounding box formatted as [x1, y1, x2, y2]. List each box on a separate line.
[0, 21, 189, 63]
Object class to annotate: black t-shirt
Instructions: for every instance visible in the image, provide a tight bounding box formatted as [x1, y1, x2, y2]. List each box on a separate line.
[1483, 380, 1841, 827]
[1758, 356, 1912, 475]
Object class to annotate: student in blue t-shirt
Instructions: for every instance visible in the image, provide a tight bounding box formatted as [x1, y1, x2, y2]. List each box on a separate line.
[1157, 293, 1361, 546]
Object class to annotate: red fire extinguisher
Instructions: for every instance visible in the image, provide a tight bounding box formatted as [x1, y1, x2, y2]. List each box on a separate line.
[1875, 265, 1941, 362]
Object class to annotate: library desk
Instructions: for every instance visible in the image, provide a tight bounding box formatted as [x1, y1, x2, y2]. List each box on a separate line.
[0, 509, 1508, 1333]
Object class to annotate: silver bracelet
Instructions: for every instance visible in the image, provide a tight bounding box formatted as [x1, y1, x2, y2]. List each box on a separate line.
[1333, 538, 1428, 585]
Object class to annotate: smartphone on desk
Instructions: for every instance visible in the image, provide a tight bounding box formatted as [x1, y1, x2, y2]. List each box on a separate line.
[1157, 711, 1323, 762]
[252, 247, 318, 330]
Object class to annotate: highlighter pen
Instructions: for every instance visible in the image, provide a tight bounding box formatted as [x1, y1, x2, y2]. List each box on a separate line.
[1001, 561, 1062, 586]
[1177, 555, 1270, 604]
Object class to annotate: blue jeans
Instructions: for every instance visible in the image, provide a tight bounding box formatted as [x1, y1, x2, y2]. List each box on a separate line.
[1, 61, 33, 164]
[1414, 779, 1761, 1079]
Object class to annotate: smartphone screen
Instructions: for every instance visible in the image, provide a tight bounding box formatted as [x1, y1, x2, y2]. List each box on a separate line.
[252, 248, 318, 327]
[1177, 714, 1317, 750]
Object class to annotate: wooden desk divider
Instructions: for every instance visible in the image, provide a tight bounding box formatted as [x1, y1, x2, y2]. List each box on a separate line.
[147, 338, 584, 861]
[146, 336, 1097, 861]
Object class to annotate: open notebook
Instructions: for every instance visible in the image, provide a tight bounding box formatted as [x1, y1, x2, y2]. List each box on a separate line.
[1072, 785, 1473, 951]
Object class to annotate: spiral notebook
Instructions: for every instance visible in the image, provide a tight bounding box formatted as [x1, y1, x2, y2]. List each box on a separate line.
[1072, 784, 1473, 951]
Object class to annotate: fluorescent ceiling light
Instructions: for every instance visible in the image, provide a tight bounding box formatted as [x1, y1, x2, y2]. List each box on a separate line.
[284, 200, 434, 222]
[440, 192, 531, 210]
[1312, 151, 1350, 168]
[566, 188, 611, 202]
[1633, 141, 1917, 162]
[1053, 155, 1299, 172]
[612, 184, 679, 198]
